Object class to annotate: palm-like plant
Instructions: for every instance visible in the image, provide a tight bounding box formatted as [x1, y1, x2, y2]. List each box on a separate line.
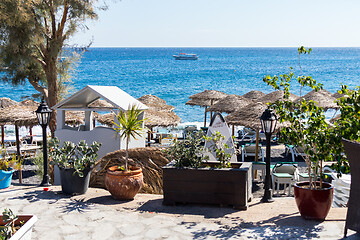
[113, 105, 146, 172]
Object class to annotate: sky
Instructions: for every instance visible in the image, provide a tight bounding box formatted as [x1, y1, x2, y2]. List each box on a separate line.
[70, 0, 360, 47]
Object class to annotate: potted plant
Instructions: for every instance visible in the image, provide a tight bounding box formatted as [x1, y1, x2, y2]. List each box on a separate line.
[48, 137, 101, 195]
[263, 46, 340, 220]
[105, 105, 146, 200]
[333, 86, 360, 236]
[0, 148, 20, 190]
[0, 208, 37, 240]
[162, 131, 252, 210]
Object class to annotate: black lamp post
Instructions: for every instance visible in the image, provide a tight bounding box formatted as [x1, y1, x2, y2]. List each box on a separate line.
[35, 99, 52, 186]
[260, 108, 277, 203]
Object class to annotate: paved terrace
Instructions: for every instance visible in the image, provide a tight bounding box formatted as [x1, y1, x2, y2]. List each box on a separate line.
[1, 185, 359, 240]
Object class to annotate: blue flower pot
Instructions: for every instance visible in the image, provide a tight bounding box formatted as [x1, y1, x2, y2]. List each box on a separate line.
[0, 168, 14, 189]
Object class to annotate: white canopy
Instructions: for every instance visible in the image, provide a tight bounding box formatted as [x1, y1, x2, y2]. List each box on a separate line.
[53, 85, 148, 111]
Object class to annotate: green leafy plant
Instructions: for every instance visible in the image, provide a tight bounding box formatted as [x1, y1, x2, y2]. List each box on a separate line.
[113, 105, 146, 172]
[48, 137, 101, 177]
[32, 153, 44, 179]
[204, 131, 233, 168]
[0, 147, 21, 172]
[263, 46, 341, 189]
[0, 209, 18, 240]
[163, 131, 204, 168]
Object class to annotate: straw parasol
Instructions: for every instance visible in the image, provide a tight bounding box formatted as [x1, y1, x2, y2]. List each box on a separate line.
[0, 97, 18, 108]
[0, 97, 18, 145]
[242, 90, 266, 101]
[225, 102, 268, 130]
[88, 99, 114, 108]
[332, 91, 345, 99]
[96, 111, 181, 129]
[295, 89, 339, 110]
[258, 90, 299, 104]
[225, 102, 268, 162]
[138, 95, 175, 112]
[206, 95, 255, 114]
[187, 90, 228, 127]
[189, 89, 228, 100]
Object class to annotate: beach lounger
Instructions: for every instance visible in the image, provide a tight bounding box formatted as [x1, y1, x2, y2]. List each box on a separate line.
[285, 144, 306, 162]
[241, 144, 264, 162]
[272, 163, 299, 196]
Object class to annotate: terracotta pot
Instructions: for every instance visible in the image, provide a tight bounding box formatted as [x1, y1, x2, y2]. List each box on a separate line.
[105, 166, 143, 200]
[294, 181, 334, 220]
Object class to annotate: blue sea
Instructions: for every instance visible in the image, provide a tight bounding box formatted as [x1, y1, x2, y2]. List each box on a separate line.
[2, 47, 360, 122]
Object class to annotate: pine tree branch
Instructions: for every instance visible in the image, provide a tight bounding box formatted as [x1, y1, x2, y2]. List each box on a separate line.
[57, 0, 69, 38]
[28, 77, 48, 98]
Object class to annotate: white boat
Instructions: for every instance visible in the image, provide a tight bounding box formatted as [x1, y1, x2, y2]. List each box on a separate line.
[173, 53, 198, 60]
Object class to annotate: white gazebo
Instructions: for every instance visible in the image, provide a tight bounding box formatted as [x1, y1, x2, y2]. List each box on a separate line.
[53, 85, 148, 160]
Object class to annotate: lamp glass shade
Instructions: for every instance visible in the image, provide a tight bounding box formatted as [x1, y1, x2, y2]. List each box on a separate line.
[260, 109, 277, 134]
[35, 100, 52, 126]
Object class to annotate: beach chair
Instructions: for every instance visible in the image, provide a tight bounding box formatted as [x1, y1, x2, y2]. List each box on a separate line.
[285, 145, 306, 162]
[160, 134, 177, 146]
[241, 144, 264, 162]
[272, 163, 299, 196]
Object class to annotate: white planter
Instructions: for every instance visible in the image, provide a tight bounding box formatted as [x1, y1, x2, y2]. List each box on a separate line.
[1, 215, 37, 240]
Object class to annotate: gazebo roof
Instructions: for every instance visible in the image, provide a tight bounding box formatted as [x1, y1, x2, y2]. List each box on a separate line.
[53, 85, 148, 111]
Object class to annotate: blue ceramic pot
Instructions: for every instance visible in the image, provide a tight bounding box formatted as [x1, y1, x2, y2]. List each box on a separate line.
[0, 168, 14, 189]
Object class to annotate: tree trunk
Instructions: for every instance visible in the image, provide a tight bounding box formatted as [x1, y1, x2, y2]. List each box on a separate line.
[44, 59, 58, 136]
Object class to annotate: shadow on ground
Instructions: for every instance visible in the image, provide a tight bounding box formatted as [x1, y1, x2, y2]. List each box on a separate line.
[188, 213, 324, 239]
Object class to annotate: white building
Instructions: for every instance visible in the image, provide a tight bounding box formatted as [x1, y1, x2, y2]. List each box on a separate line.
[53, 85, 148, 160]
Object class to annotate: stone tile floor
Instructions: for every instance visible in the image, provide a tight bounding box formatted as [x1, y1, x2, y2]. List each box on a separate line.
[1, 185, 359, 239]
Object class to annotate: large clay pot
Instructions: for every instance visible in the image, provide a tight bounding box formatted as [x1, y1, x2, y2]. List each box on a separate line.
[105, 166, 143, 200]
[294, 181, 334, 220]
[59, 167, 92, 195]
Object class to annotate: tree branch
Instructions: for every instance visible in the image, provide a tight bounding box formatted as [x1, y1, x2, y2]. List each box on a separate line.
[57, 0, 69, 38]
[28, 77, 48, 98]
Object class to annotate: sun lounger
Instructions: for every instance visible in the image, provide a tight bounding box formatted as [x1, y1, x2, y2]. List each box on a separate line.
[241, 144, 264, 162]
[272, 163, 299, 196]
[285, 144, 306, 162]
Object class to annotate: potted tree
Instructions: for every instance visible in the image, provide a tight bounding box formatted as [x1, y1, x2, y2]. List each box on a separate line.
[0, 208, 37, 240]
[263, 46, 340, 220]
[162, 131, 252, 210]
[48, 137, 101, 195]
[104, 105, 146, 200]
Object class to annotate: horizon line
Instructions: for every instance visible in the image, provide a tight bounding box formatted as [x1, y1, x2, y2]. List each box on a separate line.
[84, 46, 360, 48]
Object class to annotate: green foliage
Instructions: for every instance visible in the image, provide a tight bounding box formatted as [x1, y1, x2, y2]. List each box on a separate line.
[203, 131, 233, 168]
[0, 209, 18, 239]
[263, 46, 340, 188]
[0, 147, 21, 171]
[113, 105, 146, 172]
[163, 131, 204, 168]
[0, 0, 108, 110]
[32, 152, 44, 179]
[48, 137, 101, 177]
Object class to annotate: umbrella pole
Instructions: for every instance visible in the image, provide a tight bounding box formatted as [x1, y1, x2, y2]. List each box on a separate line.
[1, 125, 4, 146]
[29, 127, 33, 144]
[232, 125, 235, 136]
[254, 128, 260, 180]
[15, 125, 22, 184]
[204, 107, 207, 127]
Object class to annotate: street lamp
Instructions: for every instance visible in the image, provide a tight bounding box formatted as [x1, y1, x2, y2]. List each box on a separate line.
[260, 108, 277, 203]
[35, 99, 52, 186]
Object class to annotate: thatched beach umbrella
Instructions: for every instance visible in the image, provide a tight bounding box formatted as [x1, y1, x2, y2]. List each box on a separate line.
[258, 90, 299, 104]
[138, 95, 175, 112]
[225, 102, 268, 162]
[88, 99, 114, 108]
[96, 111, 181, 129]
[0, 103, 39, 183]
[187, 90, 228, 127]
[0, 97, 18, 145]
[206, 95, 254, 114]
[189, 89, 228, 100]
[295, 89, 338, 110]
[242, 90, 266, 101]
[332, 91, 345, 99]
